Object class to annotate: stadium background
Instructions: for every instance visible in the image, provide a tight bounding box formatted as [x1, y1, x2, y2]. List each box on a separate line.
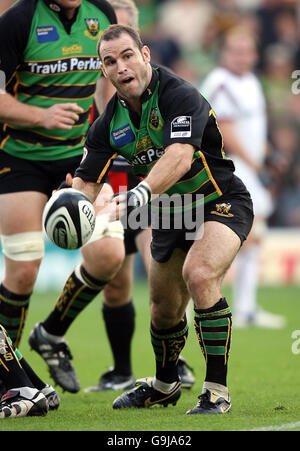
[0, 0, 299, 433]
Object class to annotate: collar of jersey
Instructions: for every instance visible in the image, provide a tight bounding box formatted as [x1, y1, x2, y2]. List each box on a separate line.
[118, 65, 159, 109]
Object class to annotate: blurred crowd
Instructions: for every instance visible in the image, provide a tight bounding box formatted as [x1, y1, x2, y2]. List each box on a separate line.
[1, 0, 300, 228]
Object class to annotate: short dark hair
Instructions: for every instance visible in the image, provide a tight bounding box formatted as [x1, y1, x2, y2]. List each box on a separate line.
[97, 24, 144, 60]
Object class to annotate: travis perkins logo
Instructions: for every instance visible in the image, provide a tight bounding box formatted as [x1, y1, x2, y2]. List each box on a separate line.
[24, 57, 101, 74]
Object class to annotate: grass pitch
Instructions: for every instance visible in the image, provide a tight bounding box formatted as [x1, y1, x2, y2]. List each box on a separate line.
[0, 282, 299, 433]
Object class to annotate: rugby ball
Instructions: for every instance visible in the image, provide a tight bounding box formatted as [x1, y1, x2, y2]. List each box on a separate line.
[43, 188, 96, 250]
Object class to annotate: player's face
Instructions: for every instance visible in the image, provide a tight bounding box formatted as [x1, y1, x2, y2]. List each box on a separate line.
[100, 33, 151, 103]
[222, 37, 258, 76]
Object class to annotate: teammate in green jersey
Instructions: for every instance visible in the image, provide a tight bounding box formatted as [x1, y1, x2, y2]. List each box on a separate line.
[71, 25, 254, 414]
[27, 0, 195, 396]
[0, 0, 119, 351]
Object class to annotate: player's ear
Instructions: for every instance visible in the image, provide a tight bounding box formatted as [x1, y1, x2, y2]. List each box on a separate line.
[142, 45, 151, 63]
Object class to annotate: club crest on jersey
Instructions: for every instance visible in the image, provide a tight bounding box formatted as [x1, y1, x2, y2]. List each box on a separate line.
[149, 107, 163, 131]
[210, 202, 234, 217]
[84, 19, 101, 40]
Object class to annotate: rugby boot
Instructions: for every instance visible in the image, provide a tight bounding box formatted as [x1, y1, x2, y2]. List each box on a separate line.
[186, 388, 231, 414]
[178, 357, 195, 389]
[28, 322, 80, 393]
[41, 384, 60, 410]
[113, 376, 181, 409]
[0, 388, 48, 418]
[84, 367, 135, 392]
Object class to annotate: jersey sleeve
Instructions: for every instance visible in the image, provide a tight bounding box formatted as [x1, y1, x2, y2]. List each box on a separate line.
[160, 81, 211, 150]
[74, 111, 118, 184]
[0, 0, 34, 86]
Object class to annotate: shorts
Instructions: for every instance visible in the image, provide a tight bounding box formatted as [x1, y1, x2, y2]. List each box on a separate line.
[108, 170, 150, 255]
[151, 175, 254, 263]
[0, 151, 82, 198]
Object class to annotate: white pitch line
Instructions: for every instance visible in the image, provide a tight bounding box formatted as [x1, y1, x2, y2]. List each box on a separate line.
[246, 421, 300, 431]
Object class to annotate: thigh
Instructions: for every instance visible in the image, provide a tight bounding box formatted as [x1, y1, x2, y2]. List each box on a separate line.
[0, 191, 47, 234]
[186, 220, 241, 279]
[149, 248, 190, 329]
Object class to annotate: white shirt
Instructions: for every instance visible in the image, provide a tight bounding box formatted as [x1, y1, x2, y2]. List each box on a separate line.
[200, 67, 272, 217]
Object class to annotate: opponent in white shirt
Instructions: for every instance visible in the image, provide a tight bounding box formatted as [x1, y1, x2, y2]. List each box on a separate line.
[200, 27, 285, 328]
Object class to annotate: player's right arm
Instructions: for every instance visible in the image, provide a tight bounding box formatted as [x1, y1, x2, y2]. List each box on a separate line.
[0, 0, 83, 130]
[0, 91, 83, 130]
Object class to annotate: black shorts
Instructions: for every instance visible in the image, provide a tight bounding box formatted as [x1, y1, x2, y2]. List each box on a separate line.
[151, 176, 254, 263]
[0, 151, 82, 198]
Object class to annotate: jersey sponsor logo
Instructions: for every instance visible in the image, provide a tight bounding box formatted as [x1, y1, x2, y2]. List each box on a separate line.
[131, 146, 165, 166]
[84, 18, 101, 40]
[36, 26, 59, 44]
[170, 116, 192, 138]
[210, 202, 234, 217]
[24, 57, 101, 74]
[111, 124, 135, 147]
[62, 44, 83, 56]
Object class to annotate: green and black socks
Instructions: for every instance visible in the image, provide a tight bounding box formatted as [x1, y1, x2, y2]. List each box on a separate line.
[194, 297, 232, 387]
[43, 264, 109, 337]
[151, 315, 189, 384]
[0, 284, 31, 347]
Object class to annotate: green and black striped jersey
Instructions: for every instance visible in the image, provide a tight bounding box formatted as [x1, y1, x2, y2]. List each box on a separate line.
[0, 0, 116, 160]
[76, 64, 236, 205]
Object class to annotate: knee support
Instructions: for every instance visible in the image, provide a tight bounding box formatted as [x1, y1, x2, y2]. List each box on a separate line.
[0, 231, 44, 261]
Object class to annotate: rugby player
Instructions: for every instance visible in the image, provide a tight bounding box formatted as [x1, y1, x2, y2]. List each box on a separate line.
[71, 25, 254, 414]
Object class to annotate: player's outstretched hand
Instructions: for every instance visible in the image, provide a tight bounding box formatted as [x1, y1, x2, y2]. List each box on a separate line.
[41, 103, 84, 130]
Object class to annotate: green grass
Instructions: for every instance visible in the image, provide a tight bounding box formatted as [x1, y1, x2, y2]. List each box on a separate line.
[0, 282, 299, 432]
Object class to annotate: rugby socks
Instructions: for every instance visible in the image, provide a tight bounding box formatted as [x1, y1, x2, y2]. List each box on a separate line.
[194, 297, 232, 387]
[0, 325, 34, 390]
[42, 264, 109, 337]
[0, 284, 31, 347]
[151, 314, 188, 385]
[102, 301, 135, 376]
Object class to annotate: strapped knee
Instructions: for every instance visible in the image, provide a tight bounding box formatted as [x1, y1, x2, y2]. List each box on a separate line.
[0, 231, 44, 261]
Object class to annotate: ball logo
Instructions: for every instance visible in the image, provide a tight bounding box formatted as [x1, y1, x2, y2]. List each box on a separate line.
[82, 203, 95, 231]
